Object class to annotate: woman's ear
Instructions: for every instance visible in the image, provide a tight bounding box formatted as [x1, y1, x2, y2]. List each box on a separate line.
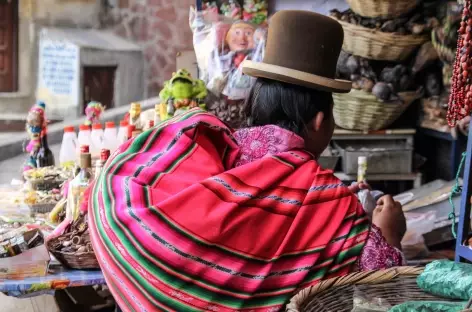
[311, 111, 325, 132]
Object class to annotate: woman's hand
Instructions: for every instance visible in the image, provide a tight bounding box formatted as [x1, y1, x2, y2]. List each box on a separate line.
[372, 195, 406, 250]
[348, 181, 371, 194]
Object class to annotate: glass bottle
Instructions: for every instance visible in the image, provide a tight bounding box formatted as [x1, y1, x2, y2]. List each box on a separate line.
[66, 147, 93, 221]
[95, 149, 110, 177]
[36, 130, 55, 168]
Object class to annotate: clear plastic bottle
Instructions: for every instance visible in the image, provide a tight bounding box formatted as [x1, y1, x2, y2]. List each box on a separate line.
[90, 123, 104, 157]
[103, 121, 118, 153]
[77, 125, 92, 157]
[117, 120, 129, 145]
[59, 126, 78, 168]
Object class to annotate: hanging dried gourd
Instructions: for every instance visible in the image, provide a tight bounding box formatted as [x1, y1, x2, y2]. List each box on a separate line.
[448, 0, 472, 126]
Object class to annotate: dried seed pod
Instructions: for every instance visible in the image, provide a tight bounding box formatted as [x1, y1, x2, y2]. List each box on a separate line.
[62, 240, 72, 247]
[361, 78, 375, 92]
[372, 82, 393, 101]
[72, 236, 82, 245]
[346, 55, 360, 75]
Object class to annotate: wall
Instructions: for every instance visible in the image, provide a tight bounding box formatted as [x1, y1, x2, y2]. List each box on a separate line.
[0, 0, 100, 116]
[104, 0, 195, 98]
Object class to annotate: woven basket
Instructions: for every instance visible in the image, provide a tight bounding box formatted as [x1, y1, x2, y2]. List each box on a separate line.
[333, 89, 422, 131]
[47, 216, 100, 270]
[345, 0, 418, 19]
[287, 266, 466, 312]
[336, 19, 429, 61]
[431, 30, 456, 65]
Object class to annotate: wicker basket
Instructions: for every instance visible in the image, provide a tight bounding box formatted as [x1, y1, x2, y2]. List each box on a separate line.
[287, 266, 467, 312]
[333, 89, 422, 131]
[336, 18, 429, 61]
[47, 216, 100, 270]
[345, 0, 419, 19]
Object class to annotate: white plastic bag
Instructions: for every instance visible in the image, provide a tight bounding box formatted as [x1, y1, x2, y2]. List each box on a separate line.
[401, 211, 436, 260]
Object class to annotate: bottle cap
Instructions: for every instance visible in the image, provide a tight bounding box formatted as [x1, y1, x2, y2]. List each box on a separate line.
[79, 124, 90, 131]
[105, 121, 115, 128]
[127, 125, 136, 139]
[64, 126, 75, 133]
[80, 145, 90, 154]
[148, 120, 154, 128]
[120, 120, 128, 127]
[358, 156, 367, 165]
[100, 149, 111, 161]
[80, 153, 92, 169]
[92, 123, 102, 130]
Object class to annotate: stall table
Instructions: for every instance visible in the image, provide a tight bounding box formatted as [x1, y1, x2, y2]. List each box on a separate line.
[0, 264, 105, 298]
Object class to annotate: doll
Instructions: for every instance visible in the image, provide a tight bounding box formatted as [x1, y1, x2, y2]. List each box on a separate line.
[24, 102, 47, 172]
[159, 69, 208, 121]
[84, 101, 105, 126]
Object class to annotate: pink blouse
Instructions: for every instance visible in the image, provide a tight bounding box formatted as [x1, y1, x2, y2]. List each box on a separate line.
[233, 125, 405, 271]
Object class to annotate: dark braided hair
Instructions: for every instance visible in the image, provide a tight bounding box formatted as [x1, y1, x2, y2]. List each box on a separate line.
[243, 78, 333, 136]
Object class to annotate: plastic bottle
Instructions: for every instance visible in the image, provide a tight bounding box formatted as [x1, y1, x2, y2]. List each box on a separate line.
[90, 123, 104, 157]
[357, 156, 367, 183]
[77, 125, 92, 156]
[117, 120, 128, 145]
[103, 121, 118, 153]
[59, 126, 78, 168]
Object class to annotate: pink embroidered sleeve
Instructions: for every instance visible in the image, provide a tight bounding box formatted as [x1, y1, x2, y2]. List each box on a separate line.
[357, 224, 406, 271]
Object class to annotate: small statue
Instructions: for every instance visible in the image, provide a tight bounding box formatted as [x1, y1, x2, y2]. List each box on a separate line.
[84, 101, 105, 126]
[24, 102, 46, 172]
[158, 69, 207, 121]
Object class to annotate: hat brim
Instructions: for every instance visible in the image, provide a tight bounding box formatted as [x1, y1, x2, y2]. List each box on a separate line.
[242, 60, 352, 93]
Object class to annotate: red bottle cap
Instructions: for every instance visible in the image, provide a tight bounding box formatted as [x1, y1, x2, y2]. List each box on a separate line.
[148, 120, 154, 128]
[92, 123, 102, 130]
[64, 126, 75, 133]
[79, 124, 90, 131]
[127, 125, 136, 139]
[120, 120, 128, 127]
[105, 121, 115, 128]
[100, 149, 111, 161]
[80, 145, 89, 153]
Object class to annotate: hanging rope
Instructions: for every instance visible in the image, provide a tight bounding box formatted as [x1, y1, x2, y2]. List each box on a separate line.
[449, 152, 467, 238]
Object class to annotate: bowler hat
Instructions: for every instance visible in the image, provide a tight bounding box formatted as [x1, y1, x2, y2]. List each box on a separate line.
[242, 10, 351, 93]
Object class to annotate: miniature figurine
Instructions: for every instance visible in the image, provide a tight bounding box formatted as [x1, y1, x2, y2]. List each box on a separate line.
[84, 101, 105, 126]
[158, 69, 208, 121]
[24, 102, 46, 172]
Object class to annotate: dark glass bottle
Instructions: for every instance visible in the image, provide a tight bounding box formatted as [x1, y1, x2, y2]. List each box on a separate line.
[36, 132, 55, 168]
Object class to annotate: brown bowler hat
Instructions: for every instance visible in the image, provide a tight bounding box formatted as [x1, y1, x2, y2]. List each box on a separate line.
[242, 10, 351, 93]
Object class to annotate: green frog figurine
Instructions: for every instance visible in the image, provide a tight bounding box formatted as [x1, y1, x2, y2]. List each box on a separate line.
[159, 69, 207, 120]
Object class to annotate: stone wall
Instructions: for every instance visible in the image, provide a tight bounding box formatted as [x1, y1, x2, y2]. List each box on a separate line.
[104, 0, 195, 98]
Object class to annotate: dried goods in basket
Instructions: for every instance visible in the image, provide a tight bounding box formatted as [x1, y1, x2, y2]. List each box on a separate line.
[333, 89, 422, 131]
[329, 10, 430, 61]
[345, 0, 419, 19]
[286, 266, 465, 312]
[23, 166, 72, 191]
[47, 214, 99, 270]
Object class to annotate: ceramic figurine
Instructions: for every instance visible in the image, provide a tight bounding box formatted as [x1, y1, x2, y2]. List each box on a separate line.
[24, 102, 46, 172]
[158, 69, 207, 121]
[84, 101, 105, 126]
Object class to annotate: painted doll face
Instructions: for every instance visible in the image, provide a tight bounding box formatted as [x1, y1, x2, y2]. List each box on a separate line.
[226, 23, 255, 51]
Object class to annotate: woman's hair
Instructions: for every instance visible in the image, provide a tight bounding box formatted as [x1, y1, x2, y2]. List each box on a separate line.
[243, 78, 333, 136]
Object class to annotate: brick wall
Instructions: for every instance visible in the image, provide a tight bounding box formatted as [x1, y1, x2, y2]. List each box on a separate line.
[105, 0, 195, 98]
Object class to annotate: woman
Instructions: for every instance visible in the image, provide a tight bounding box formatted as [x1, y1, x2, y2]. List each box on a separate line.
[89, 11, 406, 312]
